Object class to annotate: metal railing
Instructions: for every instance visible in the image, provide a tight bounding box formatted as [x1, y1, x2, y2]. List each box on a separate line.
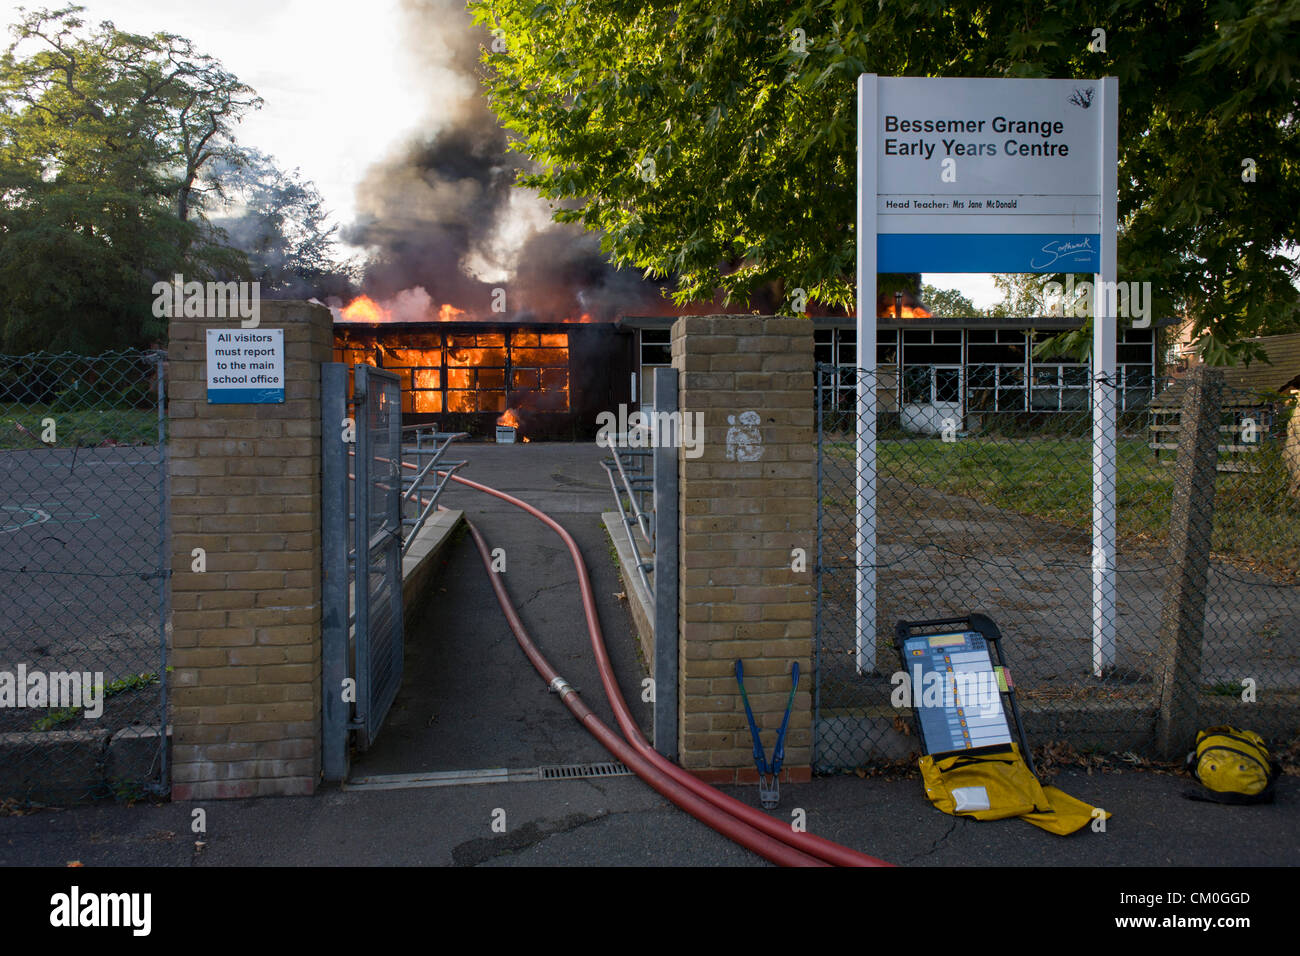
[400, 424, 466, 556]
[601, 445, 656, 599]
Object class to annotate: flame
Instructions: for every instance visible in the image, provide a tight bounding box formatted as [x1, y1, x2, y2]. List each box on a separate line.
[497, 408, 521, 428]
[341, 295, 389, 323]
[877, 304, 933, 318]
[337, 293, 472, 323]
[335, 292, 605, 324]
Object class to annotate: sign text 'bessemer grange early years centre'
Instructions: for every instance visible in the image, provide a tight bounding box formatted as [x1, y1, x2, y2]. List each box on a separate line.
[874, 77, 1104, 274]
[205, 328, 285, 404]
[855, 74, 1119, 679]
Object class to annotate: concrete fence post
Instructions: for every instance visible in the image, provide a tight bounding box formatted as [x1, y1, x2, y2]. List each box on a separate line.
[672, 316, 815, 783]
[169, 301, 332, 798]
[1155, 365, 1223, 757]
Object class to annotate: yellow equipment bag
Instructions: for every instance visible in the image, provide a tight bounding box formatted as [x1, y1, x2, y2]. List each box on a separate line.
[920, 743, 1108, 835]
[897, 615, 1110, 836]
[1186, 726, 1280, 804]
[1021, 785, 1110, 835]
[919, 744, 1047, 820]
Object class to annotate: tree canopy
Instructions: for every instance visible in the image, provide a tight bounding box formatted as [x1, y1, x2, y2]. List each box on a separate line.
[0, 5, 348, 353]
[469, 0, 1300, 362]
[205, 148, 352, 298]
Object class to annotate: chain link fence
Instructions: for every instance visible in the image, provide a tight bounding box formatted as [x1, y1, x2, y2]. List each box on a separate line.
[815, 363, 1300, 771]
[0, 350, 168, 802]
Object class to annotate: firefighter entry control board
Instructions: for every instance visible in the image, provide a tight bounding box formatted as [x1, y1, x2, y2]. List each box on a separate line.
[900, 630, 1014, 754]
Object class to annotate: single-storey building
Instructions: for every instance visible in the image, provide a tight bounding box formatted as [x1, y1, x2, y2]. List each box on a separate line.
[620, 315, 1160, 434]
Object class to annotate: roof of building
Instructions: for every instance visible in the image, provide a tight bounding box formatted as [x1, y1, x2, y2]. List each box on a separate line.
[1215, 332, 1300, 394]
[617, 314, 1176, 331]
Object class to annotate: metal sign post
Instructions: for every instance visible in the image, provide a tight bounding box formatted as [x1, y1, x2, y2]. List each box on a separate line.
[855, 74, 1118, 675]
[1093, 75, 1120, 676]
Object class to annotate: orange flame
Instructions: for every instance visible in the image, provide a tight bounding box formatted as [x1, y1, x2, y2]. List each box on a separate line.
[877, 304, 933, 318]
[341, 295, 389, 323]
[497, 408, 521, 428]
[336, 291, 605, 324]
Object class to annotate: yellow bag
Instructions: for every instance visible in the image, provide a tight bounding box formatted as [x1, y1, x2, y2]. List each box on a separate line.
[919, 744, 1049, 820]
[1186, 726, 1280, 804]
[919, 743, 1108, 835]
[1021, 786, 1110, 835]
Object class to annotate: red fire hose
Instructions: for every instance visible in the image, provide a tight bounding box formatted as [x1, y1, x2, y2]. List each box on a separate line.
[435, 467, 892, 868]
[461, 517, 825, 866]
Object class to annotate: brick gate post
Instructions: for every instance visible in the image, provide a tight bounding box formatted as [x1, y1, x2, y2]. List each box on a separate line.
[168, 301, 332, 798]
[672, 316, 816, 783]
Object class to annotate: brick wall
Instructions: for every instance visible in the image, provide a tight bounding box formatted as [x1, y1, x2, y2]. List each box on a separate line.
[672, 316, 815, 783]
[168, 302, 331, 798]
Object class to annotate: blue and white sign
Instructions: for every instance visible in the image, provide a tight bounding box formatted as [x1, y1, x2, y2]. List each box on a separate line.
[854, 74, 1120, 681]
[206, 328, 285, 404]
[872, 77, 1105, 273]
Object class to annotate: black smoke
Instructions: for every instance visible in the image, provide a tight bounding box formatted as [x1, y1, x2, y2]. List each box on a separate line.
[340, 0, 688, 321]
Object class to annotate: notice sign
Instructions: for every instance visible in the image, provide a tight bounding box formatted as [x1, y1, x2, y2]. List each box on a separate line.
[870, 77, 1107, 273]
[206, 328, 285, 404]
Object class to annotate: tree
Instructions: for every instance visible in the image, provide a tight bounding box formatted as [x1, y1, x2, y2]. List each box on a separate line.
[205, 148, 350, 297]
[0, 5, 261, 351]
[469, 0, 1300, 362]
[920, 283, 979, 318]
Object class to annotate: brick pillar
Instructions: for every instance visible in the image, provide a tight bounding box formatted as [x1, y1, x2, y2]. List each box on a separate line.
[168, 301, 331, 798]
[672, 316, 815, 783]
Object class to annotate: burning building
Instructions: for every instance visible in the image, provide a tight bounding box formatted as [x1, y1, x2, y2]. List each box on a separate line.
[332, 295, 633, 440]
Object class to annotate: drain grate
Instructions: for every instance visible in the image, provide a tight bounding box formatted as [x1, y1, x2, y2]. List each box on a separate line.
[539, 761, 632, 781]
[344, 761, 634, 791]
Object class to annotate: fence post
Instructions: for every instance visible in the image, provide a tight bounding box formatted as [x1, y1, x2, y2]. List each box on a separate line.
[653, 366, 680, 761]
[320, 362, 349, 781]
[1155, 365, 1223, 757]
[1286, 390, 1300, 498]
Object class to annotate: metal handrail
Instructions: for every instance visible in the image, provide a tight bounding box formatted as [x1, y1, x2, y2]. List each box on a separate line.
[606, 444, 654, 546]
[398, 426, 466, 555]
[601, 447, 655, 601]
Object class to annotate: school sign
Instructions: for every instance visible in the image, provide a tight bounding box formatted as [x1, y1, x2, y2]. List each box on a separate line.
[872, 76, 1106, 273]
[855, 75, 1120, 677]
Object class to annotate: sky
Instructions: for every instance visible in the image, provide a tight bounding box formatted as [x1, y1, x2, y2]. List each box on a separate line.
[2, 0, 1004, 309]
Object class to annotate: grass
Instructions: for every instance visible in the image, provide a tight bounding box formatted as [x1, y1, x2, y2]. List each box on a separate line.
[29, 672, 160, 731]
[0, 404, 160, 450]
[828, 435, 1300, 576]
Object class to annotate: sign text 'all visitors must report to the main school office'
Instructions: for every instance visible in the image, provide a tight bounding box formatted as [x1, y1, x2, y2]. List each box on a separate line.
[205, 328, 285, 404]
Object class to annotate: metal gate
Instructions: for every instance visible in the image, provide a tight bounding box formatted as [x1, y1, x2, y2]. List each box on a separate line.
[0, 350, 169, 801]
[322, 363, 404, 775]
